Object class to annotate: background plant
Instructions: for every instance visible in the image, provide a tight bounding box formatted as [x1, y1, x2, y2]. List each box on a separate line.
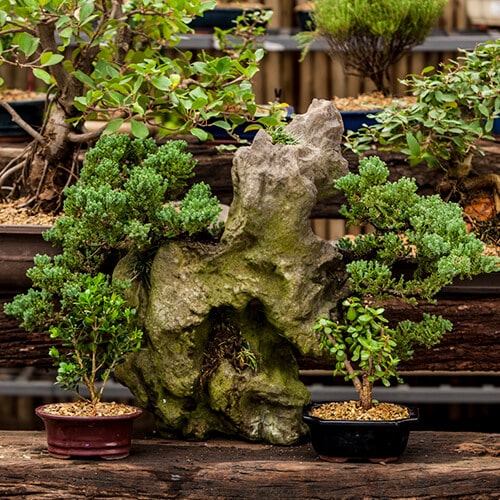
[314, 156, 498, 410]
[297, 0, 447, 96]
[0, 0, 271, 212]
[345, 40, 500, 236]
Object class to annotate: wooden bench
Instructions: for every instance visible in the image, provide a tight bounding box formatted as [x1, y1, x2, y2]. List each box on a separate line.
[0, 430, 498, 498]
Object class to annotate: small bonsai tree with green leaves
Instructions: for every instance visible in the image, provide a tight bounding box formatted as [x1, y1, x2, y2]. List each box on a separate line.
[313, 156, 498, 412]
[297, 0, 447, 96]
[345, 40, 500, 244]
[7, 270, 143, 411]
[4, 134, 222, 413]
[0, 0, 274, 212]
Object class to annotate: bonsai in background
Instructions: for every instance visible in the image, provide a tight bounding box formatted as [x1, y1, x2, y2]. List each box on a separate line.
[0, 0, 270, 212]
[346, 40, 500, 246]
[313, 156, 498, 415]
[297, 0, 447, 96]
[4, 134, 222, 414]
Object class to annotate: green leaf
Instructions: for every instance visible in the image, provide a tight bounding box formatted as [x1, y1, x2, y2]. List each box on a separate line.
[190, 127, 210, 142]
[33, 68, 52, 85]
[130, 120, 150, 139]
[406, 132, 421, 156]
[40, 52, 64, 66]
[104, 119, 125, 134]
[151, 75, 172, 91]
[13, 32, 39, 57]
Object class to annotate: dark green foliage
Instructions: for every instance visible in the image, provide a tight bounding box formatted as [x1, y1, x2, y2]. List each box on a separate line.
[4, 134, 222, 406]
[314, 156, 498, 409]
[46, 134, 222, 273]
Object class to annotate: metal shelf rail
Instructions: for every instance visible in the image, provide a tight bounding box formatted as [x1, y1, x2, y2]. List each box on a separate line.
[1, 368, 500, 404]
[177, 30, 499, 53]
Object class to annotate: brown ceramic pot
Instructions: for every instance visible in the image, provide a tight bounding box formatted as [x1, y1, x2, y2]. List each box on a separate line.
[35, 404, 143, 460]
[0, 225, 60, 292]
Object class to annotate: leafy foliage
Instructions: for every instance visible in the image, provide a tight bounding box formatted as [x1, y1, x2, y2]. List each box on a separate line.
[0, 2, 287, 212]
[297, 0, 447, 95]
[4, 134, 222, 407]
[345, 40, 500, 177]
[314, 156, 498, 410]
[4, 267, 143, 407]
[0, 0, 271, 141]
[315, 297, 451, 390]
[46, 134, 222, 273]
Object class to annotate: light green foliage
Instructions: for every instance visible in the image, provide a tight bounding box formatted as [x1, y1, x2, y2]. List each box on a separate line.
[315, 297, 451, 389]
[346, 40, 500, 175]
[0, 0, 272, 141]
[314, 156, 498, 409]
[46, 134, 222, 272]
[5, 269, 142, 406]
[297, 0, 447, 95]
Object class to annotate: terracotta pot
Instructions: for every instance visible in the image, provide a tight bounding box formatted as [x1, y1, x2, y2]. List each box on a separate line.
[0, 225, 60, 292]
[35, 404, 143, 460]
[303, 403, 419, 463]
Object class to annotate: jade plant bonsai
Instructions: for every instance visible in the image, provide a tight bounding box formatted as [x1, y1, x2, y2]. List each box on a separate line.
[297, 0, 447, 96]
[0, 0, 274, 212]
[345, 40, 500, 245]
[4, 134, 222, 414]
[313, 156, 498, 414]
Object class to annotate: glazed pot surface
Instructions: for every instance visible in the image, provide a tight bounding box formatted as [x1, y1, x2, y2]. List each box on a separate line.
[36, 404, 143, 460]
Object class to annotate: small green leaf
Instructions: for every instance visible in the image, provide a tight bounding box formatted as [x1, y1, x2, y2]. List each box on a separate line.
[130, 120, 150, 139]
[33, 68, 52, 85]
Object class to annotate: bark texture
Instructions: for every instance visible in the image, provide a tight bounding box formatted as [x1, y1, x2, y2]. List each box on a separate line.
[0, 431, 498, 499]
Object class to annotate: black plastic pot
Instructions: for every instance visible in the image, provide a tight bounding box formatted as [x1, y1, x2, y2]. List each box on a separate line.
[303, 403, 419, 463]
[190, 7, 270, 32]
[0, 99, 45, 139]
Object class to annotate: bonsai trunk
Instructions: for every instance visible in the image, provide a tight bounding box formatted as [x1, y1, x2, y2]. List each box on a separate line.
[358, 374, 374, 411]
[2, 98, 90, 213]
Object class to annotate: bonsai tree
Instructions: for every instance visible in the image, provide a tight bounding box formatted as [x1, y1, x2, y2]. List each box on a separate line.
[345, 40, 500, 245]
[6, 269, 143, 413]
[0, 0, 272, 212]
[4, 134, 223, 413]
[297, 0, 447, 96]
[313, 156, 498, 414]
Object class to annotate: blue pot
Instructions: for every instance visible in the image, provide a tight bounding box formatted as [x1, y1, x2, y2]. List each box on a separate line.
[340, 110, 379, 133]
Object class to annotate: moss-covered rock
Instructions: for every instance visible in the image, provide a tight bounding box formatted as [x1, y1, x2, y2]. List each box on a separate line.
[115, 99, 349, 444]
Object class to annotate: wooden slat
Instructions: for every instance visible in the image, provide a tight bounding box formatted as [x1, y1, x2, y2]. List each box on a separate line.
[0, 431, 499, 498]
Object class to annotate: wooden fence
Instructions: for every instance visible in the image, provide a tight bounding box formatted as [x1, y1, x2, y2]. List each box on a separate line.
[0, 0, 480, 110]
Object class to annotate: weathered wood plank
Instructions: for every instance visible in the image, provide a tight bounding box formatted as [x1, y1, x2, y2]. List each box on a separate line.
[0, 431, 498, 499]
[2, 294, 499, 371]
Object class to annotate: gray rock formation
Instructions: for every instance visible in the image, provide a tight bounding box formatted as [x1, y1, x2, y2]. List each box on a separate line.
[115, 99, 349, 444]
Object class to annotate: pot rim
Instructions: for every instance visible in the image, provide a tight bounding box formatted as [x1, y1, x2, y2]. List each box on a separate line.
[35, 403, 143, 421]
[303, 402, 419, 425]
